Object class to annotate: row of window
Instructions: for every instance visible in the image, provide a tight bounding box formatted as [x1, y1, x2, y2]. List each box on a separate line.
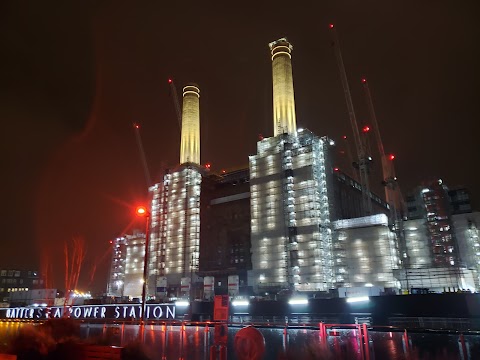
[0, 287, 29, 293]
[0, 270, 38, 277]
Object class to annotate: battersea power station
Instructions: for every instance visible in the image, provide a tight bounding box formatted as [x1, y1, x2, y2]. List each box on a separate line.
[107, 38, 480, 301]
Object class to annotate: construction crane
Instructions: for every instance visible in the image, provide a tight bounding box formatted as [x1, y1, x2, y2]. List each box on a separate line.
[133, 122, 152, 187]
[329, 24, 373, 215]
[168, 78, 182, 132]
[362, 78, 404, 219]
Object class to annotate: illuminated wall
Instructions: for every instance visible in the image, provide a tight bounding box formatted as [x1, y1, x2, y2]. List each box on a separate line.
[249, 129, 335, 292]
[180, 85, 200, 165]
[332, 214, 400, 289]
[395, 213, 480, 292]
[107, 231, 145, 298]
[269, 38, 296, 136]
[148, 166, 202, 294]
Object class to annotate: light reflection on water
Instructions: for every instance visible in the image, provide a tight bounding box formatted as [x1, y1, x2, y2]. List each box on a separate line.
[1, 322, 479, 359]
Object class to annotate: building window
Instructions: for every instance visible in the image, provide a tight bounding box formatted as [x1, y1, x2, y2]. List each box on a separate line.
[14, 271, 20, 277]
[0, 270, 6, 276]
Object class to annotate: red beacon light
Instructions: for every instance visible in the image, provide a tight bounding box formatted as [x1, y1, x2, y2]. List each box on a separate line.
[362, 126, 370, 133]
[334, 167, 339, 172]
[329, 24, 334, 29]
[168, 79, 172, 84]
[361, 78, 367, 84]
[342, 135, 347, 140]
[389, 154, 396, 161]
[205, 163, 211, 169]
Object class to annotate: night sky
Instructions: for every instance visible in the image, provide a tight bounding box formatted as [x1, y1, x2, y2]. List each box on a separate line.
[1, 1, 478, 293]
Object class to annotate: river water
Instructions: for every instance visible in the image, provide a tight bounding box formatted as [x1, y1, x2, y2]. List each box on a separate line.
[1, 321, 479, 359]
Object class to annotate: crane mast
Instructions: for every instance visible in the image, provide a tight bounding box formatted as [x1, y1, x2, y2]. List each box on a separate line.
[329, 24, 373, 215]
[362, 78, 404, 219]
[133, 122, 152, 187]
[168, 78, 182, 132]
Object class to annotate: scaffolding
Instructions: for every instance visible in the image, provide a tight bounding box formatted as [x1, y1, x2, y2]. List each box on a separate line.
[107, 232, 145, 298]
[148, 166, 202, 290]
[249, 129, 335, 292]
[332, 214, 400, 289]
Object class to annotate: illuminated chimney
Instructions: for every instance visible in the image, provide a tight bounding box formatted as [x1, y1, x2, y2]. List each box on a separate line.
[269, 38, 296, 136]
[180, 84, 200, 165]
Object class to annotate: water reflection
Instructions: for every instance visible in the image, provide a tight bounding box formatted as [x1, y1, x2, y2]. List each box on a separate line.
[1, 322, 479, 359]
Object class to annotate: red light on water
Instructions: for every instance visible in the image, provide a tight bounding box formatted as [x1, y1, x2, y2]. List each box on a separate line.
[362, 126, 370, 133]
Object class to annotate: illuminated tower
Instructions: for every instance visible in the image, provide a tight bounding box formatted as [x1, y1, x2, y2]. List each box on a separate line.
[269, 38, 296, 136]
[180, 84, 200, 165]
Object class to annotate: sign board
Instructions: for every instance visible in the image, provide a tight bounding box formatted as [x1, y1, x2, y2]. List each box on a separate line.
[204, 276, 214, 300]
[228, 275, 239, 296]
[213, 295, 229, 321]
[0, 304, 176, 321]
[180, 277, 191, 293]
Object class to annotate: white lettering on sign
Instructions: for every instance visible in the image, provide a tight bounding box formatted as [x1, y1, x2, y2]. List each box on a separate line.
[129, 306, 136, 318]
[74, 307, 81, 318]
[83, 307, 93, 318]
[1, 304, 177, 321]
[53, 308, 62, 318]
[152, 306, 163, 318]
[166, 306, 175, 319]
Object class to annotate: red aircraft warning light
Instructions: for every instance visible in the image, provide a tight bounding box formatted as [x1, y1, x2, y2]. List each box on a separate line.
[362, 126, 370, 133]
[389, 154, 396, 161]
[329, 24, 334, 29]
[361, 78, 367, 84]
[168, 79, 172, 84]
[205, 163, 211, 169]
[334, 167, 339, 172]
[342, 135, 347, 140]
[135, 206, 148, 216]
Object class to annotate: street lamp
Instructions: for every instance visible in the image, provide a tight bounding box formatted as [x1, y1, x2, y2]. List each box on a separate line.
[135, 205, 150, 323]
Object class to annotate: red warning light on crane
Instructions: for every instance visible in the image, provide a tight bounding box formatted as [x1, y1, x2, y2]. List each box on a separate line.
[389, 154, 395, 161]
[342, 135, 347, 140]
[205, 163, 211, 169]
[362, 126, 370, 133]
[329, 24, 334, 29]
[168, 79, 172, 84]
[134, 123, 140, 129]
[361, 78, 367, 84]
[334, 167, 339, 172]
